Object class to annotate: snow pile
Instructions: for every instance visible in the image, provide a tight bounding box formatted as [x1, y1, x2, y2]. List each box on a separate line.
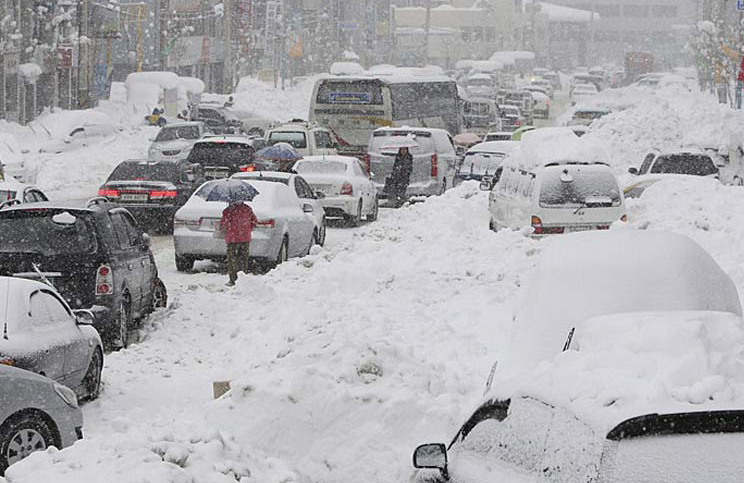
[504, 127, 609, 169]
[494, 310, 744, 431]
[233, 76, 317, 122]
[125, 71, 180, 91]
[28, 109, 115, 140]
[330, 62, 365, 76]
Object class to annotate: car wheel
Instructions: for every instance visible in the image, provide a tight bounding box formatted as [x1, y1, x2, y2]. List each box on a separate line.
[0, 414, 56, 474]
[175, 255, 194, 272]
[274, 237, 289, 267]
[346, 200, 363, 227]
[314, 220, 327, 247]
[114, 299, 131, 349]
[83, 348, 103, 401]
[367, 196, 379, 221]
[151, 279, 168, 310]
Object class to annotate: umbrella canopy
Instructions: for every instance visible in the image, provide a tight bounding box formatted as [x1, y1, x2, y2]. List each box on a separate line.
[454, 133, 482, 147]
[379, 136, 419, 153]
[205, 179, 260, 203]
[256, 142, 302, 162]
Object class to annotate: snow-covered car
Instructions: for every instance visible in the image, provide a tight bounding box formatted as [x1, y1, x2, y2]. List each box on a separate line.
[0, 364, 83, 474]
[148, 122, 208, 161]
[570, 83, 598, 105]
[412, 231, 744, 483]
[266, 121, 337, 157]
[367, 127, 457, 198]
[38, 123, 120, 154]
[294, 155, 378, 226]
[230, 109, 276, 138]
[455, 141, 519, 184]
[0, 133, 27, 182]
[497, 105, 522, 132]
[231, 171, 327, 246]
[483, 131, 514, 142]
[0, 180, 48, 209]
[625, 149, 719, 198]
[191, 105, 243, 135]
[525, 89, 549, 119]
[173, 179, 315, 271]
[0, 277, 104, 401]
[568, 107, 612, 126]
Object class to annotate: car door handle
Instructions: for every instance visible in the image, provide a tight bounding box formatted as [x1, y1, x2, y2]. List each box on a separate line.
[127, 263, 133, 270]
[141, 259, 146, 267]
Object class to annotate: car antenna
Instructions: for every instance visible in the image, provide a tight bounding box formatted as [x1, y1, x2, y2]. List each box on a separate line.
[3, 280, 9, 340]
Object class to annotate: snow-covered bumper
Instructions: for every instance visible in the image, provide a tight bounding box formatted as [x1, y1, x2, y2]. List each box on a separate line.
[373, 180, 440, 197]
[320, 195, 358, 217]
[173, 227, 278, 260]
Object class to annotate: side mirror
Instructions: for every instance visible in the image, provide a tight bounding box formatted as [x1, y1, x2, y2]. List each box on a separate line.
[628, 167, 639, 175]
[479, 178, 493, 191]
[413, 443, 448, 477]
[141, 233, 152, 248]
[315, 191, 326, 199]
[302, 204, 314, 213]
[73, 309, 95, 326]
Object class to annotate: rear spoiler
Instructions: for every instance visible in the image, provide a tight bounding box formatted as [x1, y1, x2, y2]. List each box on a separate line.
[607, 410, 744, 441]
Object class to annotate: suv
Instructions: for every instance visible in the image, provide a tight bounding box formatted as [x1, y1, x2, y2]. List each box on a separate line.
[625, 148, 719, 197]
[0, 199, 167, 347]
[185, 136, 268, 180]
[147, 121, 208, 162]
[266, 121, 337, 157]
[97, 159, 205, 233]
[191, 105, 243, 134]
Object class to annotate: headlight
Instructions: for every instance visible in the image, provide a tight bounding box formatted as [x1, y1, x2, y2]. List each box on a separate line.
[53, 382, 79, 408]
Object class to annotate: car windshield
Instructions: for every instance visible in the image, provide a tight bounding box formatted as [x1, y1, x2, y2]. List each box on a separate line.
[539, 167, 621, 207]
[268, 131, 308, 149]
[108, 162, 179, 182]
[574, 111, 609, 120]
[461, 153, 505, 175]
[0, 211, 96, 256]
[295, 161, 348, 173]
[154, 125, 200, 142]
[650, 155, 718, 176]
[187, 142, 254, 168]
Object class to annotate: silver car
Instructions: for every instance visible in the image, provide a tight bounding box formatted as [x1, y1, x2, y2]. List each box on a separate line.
[0, 276, 103, 401]
[0, 364, 83, 475]
[148, 121, 207, 161]
[173, 179, 315, 271]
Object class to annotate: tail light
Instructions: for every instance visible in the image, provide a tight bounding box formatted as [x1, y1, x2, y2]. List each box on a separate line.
[362, 154, 371, 173]
[256, 219, 275, 228]
[620, 214, 628, 222]
[340, 182, 353, 195]
[0, 357, 15, 366]
[515, 119, 521, 127]
[530, 216, 564, 235]
[96, 264, 113, 295]
[431, 154, 438, 178]
[531, 215, 542, 234]
[98, 188, 120, 197]
[150, 190, 178, 198]
[239, 165, 255, 172]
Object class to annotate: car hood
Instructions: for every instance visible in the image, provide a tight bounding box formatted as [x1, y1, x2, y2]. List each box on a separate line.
[149, 139, 195, 151]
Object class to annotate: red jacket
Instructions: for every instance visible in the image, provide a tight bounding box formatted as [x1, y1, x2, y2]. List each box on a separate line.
[220, 203, 258, 244]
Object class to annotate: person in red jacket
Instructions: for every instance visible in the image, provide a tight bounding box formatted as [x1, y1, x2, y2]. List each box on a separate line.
[220, 200, 258, 286]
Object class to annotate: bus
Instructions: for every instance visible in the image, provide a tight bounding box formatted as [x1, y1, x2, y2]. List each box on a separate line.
[309, 74, 461, 158]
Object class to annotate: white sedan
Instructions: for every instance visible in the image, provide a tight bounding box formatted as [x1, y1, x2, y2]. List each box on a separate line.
[0, 180, 48, 209]
[231, 171, 327, 246]
[173, 179, 315, 271]
[293, 156, 378, 226]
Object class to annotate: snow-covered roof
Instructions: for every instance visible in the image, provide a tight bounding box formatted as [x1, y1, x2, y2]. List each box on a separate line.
[316, 73, 455, 85]
[538, 2, 598, 23]
[298, 155, 361, 164]
[125, 71, 179, 90]
[467, 140, 520, 154]
[329, 62, 365, 76]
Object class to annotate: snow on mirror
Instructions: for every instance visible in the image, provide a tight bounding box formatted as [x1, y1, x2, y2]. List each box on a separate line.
[51, 212, 77, 226]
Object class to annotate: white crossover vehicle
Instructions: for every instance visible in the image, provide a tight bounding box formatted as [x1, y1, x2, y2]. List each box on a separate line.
[148, 122, 208, 161]
[294, 155, 378, 226]
[0, 180, 48, 210]
[266, 121, 337, 157]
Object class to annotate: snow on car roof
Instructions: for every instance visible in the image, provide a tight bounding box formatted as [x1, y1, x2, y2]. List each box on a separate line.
[467, 141, 520, 154]
[316, 73, 455, 85]
[299, 155, 359, 164]
[502, 127, 611, 169]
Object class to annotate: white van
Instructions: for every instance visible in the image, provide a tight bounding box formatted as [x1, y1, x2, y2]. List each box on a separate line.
[481, 162, 626, 235]
[266, 121, 337, 157]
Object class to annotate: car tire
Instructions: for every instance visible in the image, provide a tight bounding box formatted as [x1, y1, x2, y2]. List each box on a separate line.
[274, 237, 289, 267]
[346, 200, 363, 227]
[0, 414, 56, 474]
[151, 279, 168, 310]
[314, 220, 327, 247]
[367, 196, 379, 222]
[83, 347, 103, 401]
[114, 299, 131, 349]
[175, 255, 194, 272]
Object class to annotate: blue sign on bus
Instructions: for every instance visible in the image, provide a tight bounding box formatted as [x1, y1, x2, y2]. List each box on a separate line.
[329, 92, 371, 104]
[739, 0, 744, 11]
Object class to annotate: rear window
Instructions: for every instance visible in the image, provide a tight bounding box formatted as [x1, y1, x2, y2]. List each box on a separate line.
[0, 211, 97, 256]
[295, 161, 348, 174]
[108, 162, 179, 182]
[539, 167, 621, 208]
[268, 131, 307, 149]
[461, 152, 505, 175]
[574, 110, 609, 120]
[316, 80, 384, 105]
[650, 155, 718, 176]
[154, 125, 200, 142]
[369, 132, 435, 155]
[187, 142, 255, 168]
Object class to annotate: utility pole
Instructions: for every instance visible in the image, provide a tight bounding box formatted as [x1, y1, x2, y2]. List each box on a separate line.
[423, 0, 431, 66]
[224, 0, 233, 93]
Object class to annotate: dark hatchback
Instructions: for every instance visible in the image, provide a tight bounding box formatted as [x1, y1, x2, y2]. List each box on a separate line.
[185, 136, 268, 180]
[98, 159, 204, 233]
[0, 200, 167, 347]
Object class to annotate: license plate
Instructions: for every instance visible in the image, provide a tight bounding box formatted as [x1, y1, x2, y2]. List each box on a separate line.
[120, 193, 148, 202]
[205, 170, 228, 179]
[568, 225, 593, 232]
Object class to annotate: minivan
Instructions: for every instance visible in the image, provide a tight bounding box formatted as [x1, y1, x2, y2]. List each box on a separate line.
[480, 162, 626, 234]
[367, 127, 457, 197]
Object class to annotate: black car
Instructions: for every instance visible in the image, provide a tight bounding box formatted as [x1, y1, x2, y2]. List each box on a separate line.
[185, 136, 268, 180]
[191, 105, 243, 134]
[0, 199, 167, 348]
[98, 159, 204, 233]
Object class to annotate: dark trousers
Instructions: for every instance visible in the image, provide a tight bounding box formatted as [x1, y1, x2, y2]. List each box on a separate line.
[227, 242, 250, 282]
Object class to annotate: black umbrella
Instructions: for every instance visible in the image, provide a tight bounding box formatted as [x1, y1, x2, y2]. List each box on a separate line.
[206, 179, 260, 203]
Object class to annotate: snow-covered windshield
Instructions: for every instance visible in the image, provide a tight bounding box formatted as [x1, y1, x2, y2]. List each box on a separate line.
[268, 131, 307, 149]
[295, 161, 347, 173]
[539, 167, 621, 207]
[187, 142, 254, 167]
[650, 155, 718, 176]
[0, 212, 96, 256]
[108, 162, 179, 182]
[154, 125, 200, 142]
[461, 153, 506, 175]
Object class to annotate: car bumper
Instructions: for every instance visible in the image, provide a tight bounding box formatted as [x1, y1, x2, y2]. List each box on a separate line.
[46, 399, 84, 449]
[319, 196, 357, 217]
[173, 227, 277, 260]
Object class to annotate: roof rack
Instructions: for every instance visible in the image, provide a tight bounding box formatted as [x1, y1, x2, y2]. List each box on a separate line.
[86, 197, 110, 209]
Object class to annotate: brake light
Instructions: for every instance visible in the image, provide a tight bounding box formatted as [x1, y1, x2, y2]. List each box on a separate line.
[98, 188, 120, 197]
[0, 357, 15, 366]
[96, 264, 113, 295]
[256, 219, 275, 228]
[150, 190, 178, 198]
[531, 216, 564, 235]
[239, 165, 255, 172]
[620, 214, 628, 222]
[362, 154, 371, 173]
[515, 119, 521, 127]
[340, 182, 353, 195]
[431, 154, 438, 178]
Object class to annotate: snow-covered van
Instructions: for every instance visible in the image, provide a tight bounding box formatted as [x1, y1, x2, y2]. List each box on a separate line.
[266, 121, 337, 157]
